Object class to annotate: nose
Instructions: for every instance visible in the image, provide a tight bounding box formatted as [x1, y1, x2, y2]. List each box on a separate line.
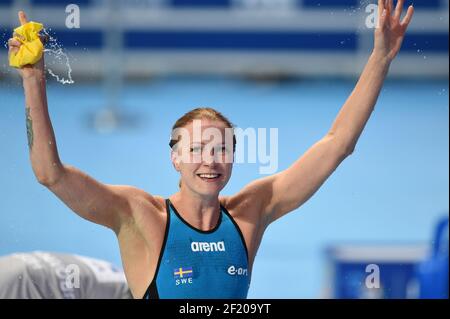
[202, 146, 217, 165]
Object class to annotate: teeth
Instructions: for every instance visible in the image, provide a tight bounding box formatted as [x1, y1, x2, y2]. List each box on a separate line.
[198, 174, 220, 179]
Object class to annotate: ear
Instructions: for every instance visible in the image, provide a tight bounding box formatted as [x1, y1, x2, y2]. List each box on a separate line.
[171, 150, 181, 171]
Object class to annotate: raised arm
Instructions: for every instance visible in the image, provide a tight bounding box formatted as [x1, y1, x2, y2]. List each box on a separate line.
[231, 0, 414, 226]
[8, 11, 145, 233]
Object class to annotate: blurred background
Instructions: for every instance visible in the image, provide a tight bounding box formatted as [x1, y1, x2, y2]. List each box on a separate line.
[0, 0, 448, 298]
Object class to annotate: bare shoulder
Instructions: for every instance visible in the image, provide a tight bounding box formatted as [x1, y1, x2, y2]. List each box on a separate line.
[113, 188, 167, 298]
[123, 187, 166, 222]
[110, 185, 167, 234]
[220, 179, 276, 269]
[221, 176, 276, 224]
[122, 186, 165, 210]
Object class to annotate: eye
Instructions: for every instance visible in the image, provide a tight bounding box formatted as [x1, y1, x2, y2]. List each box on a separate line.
[215, 145, 229, 154]
[190, 146, 202, 153]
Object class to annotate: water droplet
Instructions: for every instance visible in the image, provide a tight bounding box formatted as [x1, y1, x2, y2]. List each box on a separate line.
[42, 28, 74, 85]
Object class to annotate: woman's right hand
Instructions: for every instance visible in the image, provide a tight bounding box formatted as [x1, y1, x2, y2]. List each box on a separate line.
[7, 11, 45, 79]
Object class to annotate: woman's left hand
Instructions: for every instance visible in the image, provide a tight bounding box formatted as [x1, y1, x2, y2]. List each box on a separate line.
[373, 0, 414, 63]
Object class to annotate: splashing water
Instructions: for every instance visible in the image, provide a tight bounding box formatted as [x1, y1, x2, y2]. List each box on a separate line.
[42, 28, 74, 85]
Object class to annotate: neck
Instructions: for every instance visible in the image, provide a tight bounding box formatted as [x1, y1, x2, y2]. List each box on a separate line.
[169, 188, 221, 231]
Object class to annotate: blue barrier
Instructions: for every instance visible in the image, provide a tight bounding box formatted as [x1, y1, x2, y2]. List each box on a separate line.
[417, 216, 449, 299]
[124, 31, 357, 51]
[2, 27, 448, 53]
[29, 0, 92, 5]
[327, 244, 426, 299]
[304, 0, 443, 9]
[170, 0, 231, 8]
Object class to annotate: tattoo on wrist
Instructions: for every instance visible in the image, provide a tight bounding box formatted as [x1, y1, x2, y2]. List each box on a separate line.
[26, 106, 34, 150]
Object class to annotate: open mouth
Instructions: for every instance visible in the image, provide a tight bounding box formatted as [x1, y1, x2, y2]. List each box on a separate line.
[196, 173, 222, 181]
